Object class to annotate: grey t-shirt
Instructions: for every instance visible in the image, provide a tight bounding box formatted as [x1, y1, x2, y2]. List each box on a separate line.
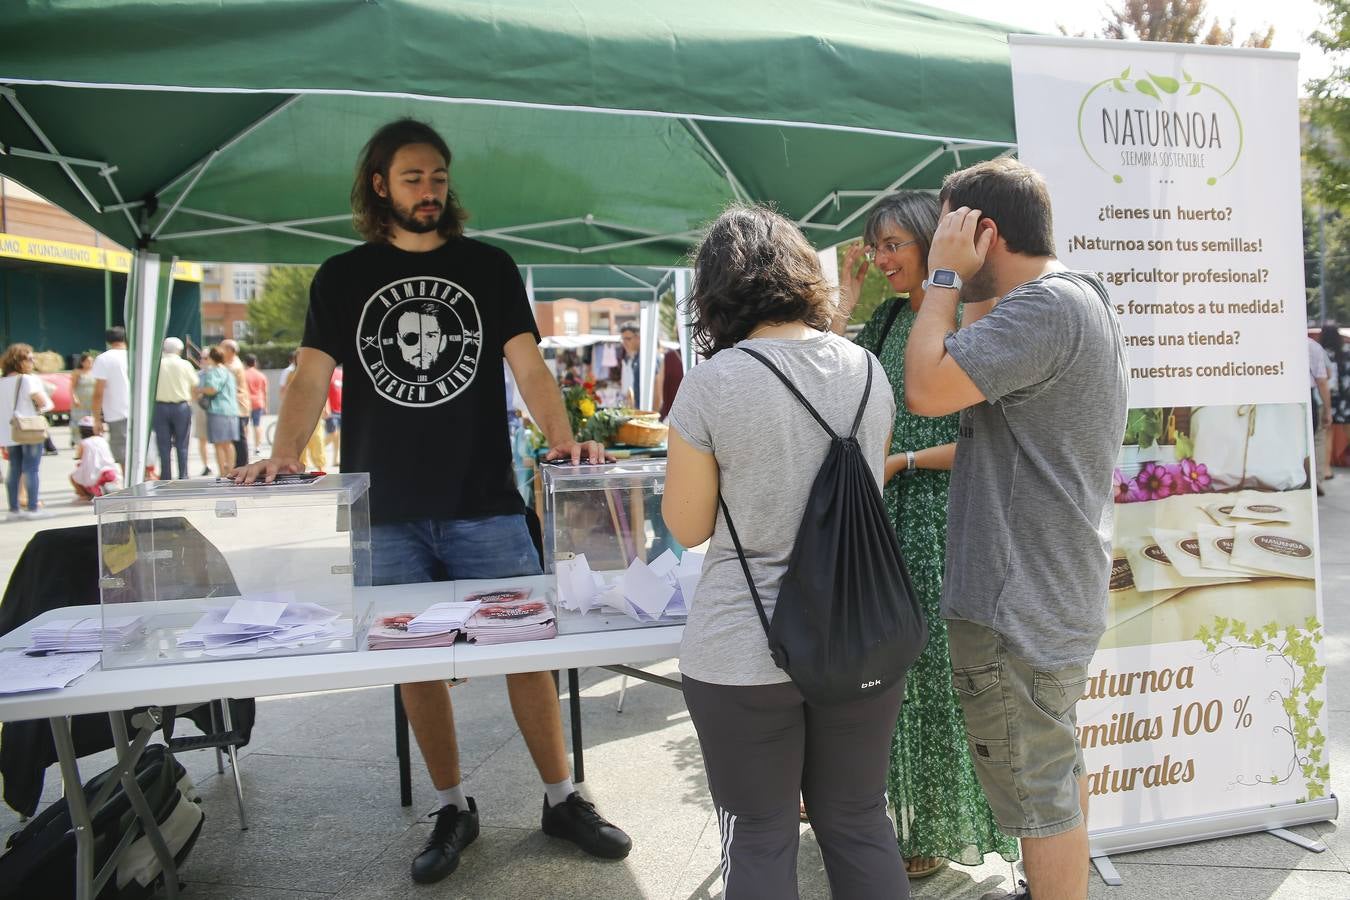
[667, 332, 896, 685]
[943, 271, 1128, 669]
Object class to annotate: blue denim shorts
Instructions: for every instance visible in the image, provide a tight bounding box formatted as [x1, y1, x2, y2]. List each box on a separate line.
[370, 514, 542, 586]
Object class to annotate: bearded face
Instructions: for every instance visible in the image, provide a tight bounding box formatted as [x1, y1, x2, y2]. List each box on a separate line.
[397, 309, 448, 370]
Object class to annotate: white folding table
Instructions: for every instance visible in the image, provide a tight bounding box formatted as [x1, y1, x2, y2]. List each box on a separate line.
[0, 581, 682, 900]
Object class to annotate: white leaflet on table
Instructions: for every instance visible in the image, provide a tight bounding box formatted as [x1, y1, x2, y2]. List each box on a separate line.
[0, 650, 100, 694]
[409, 602, 481, 630]
[648, 549, 680, 579]
[620, 557, 675, 618]
[222, 597, 287, 627]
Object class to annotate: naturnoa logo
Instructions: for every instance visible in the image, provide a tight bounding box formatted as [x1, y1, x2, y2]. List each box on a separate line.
[1077, 67, 1242, 186]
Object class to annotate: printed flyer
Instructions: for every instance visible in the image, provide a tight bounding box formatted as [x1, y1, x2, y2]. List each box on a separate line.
[1009, 36, 1330, 844]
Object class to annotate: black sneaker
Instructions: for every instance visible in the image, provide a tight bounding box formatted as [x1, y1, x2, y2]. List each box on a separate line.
[540, 792, 632, 859]
[980, 879, 1032, 900]
[200, 467, 213, 476]
[411, 799, 480, 885]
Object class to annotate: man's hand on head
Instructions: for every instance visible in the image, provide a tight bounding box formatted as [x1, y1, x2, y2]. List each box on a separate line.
[928, 206, 994, 282]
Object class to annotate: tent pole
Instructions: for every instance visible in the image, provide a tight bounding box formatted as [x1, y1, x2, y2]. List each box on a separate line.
[638, 301, 660, 412]
[673, 268, 695, 370]
[125, 249, 166, 486]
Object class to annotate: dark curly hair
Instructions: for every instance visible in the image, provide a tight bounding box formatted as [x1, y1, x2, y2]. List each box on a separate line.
[686, 204, 834, 357]
[351, 118, 468, 243]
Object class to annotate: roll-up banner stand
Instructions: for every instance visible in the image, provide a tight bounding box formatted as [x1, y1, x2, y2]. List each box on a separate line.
[1009, 35, 1336, 881]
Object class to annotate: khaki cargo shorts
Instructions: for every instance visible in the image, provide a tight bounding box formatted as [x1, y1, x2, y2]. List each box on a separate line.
[947, 617, 1088, 839]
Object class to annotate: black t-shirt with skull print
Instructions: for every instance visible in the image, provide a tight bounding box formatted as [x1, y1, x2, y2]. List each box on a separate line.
[302, 238, 539, 524]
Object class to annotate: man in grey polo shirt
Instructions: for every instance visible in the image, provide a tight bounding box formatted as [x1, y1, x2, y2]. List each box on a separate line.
[905, 158, 1128, 900]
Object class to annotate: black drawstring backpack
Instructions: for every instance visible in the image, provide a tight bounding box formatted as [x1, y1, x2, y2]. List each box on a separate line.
[719, 347, 928, 705]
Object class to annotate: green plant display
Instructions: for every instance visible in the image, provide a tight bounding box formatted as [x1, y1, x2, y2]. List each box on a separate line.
[1123, 407, 1164, 448]
[1195, 616, 1328, 801]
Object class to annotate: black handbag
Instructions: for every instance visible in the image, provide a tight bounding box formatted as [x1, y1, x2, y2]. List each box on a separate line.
[719, 347, 928, 705]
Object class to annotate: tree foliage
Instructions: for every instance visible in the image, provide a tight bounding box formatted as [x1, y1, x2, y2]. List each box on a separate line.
[1094, 0, 1274, 47]
[247, 265, 316, 343]
[1307, 1, 1350, 212]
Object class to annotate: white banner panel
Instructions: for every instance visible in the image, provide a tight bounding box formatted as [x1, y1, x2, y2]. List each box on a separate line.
[1010, 36, 1332, 847]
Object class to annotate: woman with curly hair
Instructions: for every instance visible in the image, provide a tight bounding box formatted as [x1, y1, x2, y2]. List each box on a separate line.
[662, 203, 908, 899]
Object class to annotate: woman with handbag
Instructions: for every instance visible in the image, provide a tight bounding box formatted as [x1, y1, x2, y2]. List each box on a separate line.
[662, 204, 908, 900]
[834, 194, 1017, 878]
[1, 343, 54, 520]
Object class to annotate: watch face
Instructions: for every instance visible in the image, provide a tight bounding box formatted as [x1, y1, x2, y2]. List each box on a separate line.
[932, 269, 958, 287]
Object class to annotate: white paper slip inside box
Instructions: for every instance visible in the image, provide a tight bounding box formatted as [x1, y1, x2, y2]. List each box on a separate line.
[0, 650, 99, 694]
[28, 615, 144, 654]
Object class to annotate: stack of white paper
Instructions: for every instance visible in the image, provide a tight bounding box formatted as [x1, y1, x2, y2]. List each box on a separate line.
[27, 615, 145, 654]
[556, 549, 703, 623]
[178, 596, 350, 656]
[369, 601, 483, 650]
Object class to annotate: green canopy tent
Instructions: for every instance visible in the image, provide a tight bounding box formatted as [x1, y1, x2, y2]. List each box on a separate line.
[0, 0, 1024, 478]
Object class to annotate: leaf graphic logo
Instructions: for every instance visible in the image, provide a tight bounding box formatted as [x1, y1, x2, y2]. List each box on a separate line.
[1076, 67, 1243, 186]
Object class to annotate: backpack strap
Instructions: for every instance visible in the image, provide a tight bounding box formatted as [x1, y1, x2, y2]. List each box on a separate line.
[739, 345, 873, 441]
[737, 346, 838, 440]
[717, 494, 773, 638]
[847, 355, 874, 440]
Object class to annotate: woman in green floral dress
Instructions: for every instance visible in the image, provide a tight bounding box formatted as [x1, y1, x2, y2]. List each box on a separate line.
[835, 192, 1019, 877]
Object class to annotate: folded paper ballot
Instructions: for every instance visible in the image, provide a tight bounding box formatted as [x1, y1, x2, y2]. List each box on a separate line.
[556, 550, 703, 623]
[27, 615, 145, 654]
[179, 598, 347, 653]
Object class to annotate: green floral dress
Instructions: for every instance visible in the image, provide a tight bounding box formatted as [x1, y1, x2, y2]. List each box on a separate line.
[856, 297, 1019, 866]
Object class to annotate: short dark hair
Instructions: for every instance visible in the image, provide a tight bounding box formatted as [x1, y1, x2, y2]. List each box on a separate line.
[939, 158, 1056, 257]
[619, 323, 639, 336]
[208, 347, 225, 364]
[106, 326, 127, 344]
[687, 203, 833, 357]
[351, 118, 468, 243]
[243, 353, 258, 367]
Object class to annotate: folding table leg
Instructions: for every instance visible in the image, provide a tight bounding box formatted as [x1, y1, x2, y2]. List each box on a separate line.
[567, 668, 584, 784]
[218, 700, 249, 830]
[208, 701, 225, 774]
[394, 685, 413, 807]
[50, 717, 95, 900]
[109, 712, 181, 900]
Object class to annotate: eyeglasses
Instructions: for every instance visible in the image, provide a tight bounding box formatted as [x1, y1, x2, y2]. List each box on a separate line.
[863, 239, 917, 261]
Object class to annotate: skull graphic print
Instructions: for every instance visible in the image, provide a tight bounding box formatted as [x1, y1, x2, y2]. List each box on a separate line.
[356, 276, 483, 407]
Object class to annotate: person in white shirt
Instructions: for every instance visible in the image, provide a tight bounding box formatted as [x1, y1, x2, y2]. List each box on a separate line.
[70, 416, 120, 500]
[1, 343, 54, 519]
[91, 326, 131, 471]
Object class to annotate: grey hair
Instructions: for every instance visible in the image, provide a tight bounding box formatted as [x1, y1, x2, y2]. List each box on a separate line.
[162, 336, 184, 355]
[862, 191, 941, 264]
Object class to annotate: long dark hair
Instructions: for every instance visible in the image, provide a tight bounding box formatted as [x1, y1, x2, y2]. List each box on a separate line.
[351, 118, 468, 243]
[1322, 323, 1346, 370]
[686, 204, 834, 357]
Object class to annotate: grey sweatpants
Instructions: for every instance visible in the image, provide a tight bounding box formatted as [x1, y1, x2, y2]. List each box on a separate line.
[682, 675, 909, 900]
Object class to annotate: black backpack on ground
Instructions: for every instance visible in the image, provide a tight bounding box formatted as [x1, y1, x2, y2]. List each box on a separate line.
[720, 347, 928, 705]
[0, 743, 204, 899]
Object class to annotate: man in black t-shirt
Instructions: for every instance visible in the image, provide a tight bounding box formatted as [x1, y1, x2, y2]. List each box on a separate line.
[238, 119, 630, 885]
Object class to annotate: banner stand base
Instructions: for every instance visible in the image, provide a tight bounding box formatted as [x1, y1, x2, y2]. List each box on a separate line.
[1091, 855, 1123, 886]
[1267, 827, 1327, 852]
[1089, 795, 1338, 885]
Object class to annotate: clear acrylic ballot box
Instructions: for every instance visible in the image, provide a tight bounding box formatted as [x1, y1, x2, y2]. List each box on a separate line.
[94, 473, 373, 668]
[541, 459, 699, 634]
